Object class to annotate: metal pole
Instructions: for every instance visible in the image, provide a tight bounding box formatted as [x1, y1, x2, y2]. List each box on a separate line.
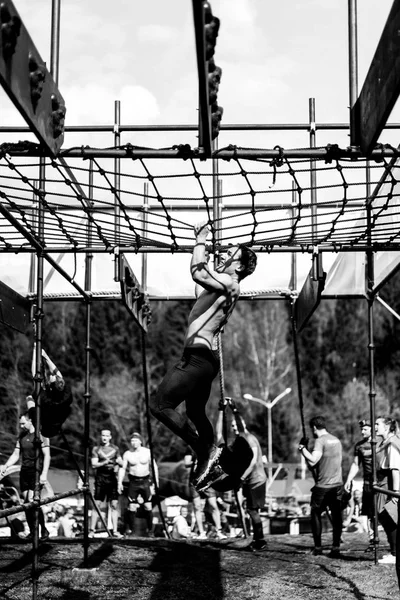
[142, 182, 149, 291]
[309, 98, 317, 243]
[82, 160, 94, 565]
[365, 162, 379, 562]
[31, 160, 46, 600]
[267, 406, 272, 481]
[348, 0, 359, 146]
[114, 100, 121, 281]
[50, 0, 61, 83]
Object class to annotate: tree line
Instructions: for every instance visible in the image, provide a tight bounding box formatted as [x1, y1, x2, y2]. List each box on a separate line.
[1, 272, 400, 478]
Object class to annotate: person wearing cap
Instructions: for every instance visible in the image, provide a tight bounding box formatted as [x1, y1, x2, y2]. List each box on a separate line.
[90, 429, 123, 538]
[118, 432, 158, 536]
[344, 419, 375, 551]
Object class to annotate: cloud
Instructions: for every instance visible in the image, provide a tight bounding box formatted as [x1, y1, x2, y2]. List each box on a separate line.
[63, 83, 160, 125]
[138, 24, 177, 44]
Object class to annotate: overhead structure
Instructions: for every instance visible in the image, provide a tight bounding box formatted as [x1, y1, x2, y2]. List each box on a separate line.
[0, 0, 65, 156]
[351, 0, 400, 154]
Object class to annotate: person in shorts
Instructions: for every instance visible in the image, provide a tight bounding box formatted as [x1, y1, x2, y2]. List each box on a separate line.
[118, 432, 158, 536]
[344, 419, 375, 550]
[90, 429, 122, 537]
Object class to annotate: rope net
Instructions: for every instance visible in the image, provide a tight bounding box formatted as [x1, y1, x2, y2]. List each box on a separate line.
[0, 142, 399, 254]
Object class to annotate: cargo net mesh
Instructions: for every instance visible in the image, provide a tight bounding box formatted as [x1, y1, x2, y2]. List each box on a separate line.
[0, 143, 399, 253]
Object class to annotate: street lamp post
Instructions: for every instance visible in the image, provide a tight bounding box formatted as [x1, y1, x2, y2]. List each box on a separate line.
[243, 388, 291, 479]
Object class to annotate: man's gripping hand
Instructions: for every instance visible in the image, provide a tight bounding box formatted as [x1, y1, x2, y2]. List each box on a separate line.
[194, 221, 211, 242]
[298, 436, 309, 450]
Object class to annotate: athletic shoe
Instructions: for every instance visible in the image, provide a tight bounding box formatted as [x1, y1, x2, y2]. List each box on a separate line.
[40, 529, 50, 541]
[378, 554, 396, 564]
[246, 540, 267, 552]
[112, 531, 123, 538]
[195, 532, 208, 540]
[18, 532, 33, 542]
[215, 530, 227, 540]
[195, 458, 227, 493]
[88, 530, 95, 538]
[329, 547, 341, 559]
[192, 446, 223, 487]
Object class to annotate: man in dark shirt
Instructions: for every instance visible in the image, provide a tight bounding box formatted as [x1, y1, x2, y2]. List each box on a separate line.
[298, 415, 343, 558]
[90, 429, 123, 537]
[0, 411, 50, 540]
[344, 419, 375, 550]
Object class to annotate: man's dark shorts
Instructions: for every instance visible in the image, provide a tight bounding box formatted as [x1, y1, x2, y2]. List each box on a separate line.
[128, 475, 152, 503]
[362, 482, 374, 518]
[310, 485, 343, 512]
[20, 468, 37, 493]
[94, 472, 118, 502]
[242, 481, 266, 511]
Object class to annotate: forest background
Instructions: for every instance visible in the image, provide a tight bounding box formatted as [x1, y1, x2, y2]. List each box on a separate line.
[1, 272, 399, 480]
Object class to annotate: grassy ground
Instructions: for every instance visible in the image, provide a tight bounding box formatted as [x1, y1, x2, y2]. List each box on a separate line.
[0, 531, 398, 600]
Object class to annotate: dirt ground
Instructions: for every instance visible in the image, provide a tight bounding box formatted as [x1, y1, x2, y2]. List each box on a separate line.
[0, 531, 398, 600]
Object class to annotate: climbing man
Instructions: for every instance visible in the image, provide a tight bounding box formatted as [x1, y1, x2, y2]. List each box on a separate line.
[151, 221, 257, 490]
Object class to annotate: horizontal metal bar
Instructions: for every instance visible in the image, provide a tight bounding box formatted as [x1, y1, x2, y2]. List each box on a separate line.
[7, 201, 367, 213]
[372, 485, 400, 499]
[0, 488, 83, 519]
[2, 122, 384, 133]
[20, 146, 400, 159]
[2, 244, 400, 254]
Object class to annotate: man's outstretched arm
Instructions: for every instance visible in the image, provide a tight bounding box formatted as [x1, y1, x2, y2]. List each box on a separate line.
[191, 222, 233, 292]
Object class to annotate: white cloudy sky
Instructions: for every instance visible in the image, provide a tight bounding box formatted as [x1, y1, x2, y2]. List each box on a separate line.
[0, 0, 399, 149]
[0, 1, 399, 297]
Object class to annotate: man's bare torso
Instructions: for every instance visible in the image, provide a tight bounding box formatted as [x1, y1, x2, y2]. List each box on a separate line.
[184, 284, 239, 351]
[123, 447, 151, 477]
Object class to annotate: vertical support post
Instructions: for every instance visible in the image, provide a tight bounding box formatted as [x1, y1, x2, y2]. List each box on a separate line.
[114, 100, 121, 281]
[365, 162, 379, 561]
[309, 98, 317, 243]
[28, 182, 38, 294]
[82, 160, 94, 566]
[142, 182, 149, 291]
[267, 406, 273, 482]
[32, 159, 46, 600]
[290, 182, 297, 291]
[50, 0, 61, 85]
[348, 0, 359, 146]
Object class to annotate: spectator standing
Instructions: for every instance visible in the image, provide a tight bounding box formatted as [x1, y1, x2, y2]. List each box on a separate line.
[90, 429, 123, 538]
[232, 415, 267, 552]
[298, 416, 343, 558]
[0, 410, 50, 541]
[375, 416, 400, 565]
[118, 432, 158, 537]
[344, 419, 375, 549]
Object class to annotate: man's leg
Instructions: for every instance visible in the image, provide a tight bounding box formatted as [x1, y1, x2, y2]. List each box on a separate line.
[110, 500, 121, 536]
[151, 357, 203, 453]
[244, 483, 267, 550]
[310, 488, 325, 553]
[152, 351, 219, 469]
[328, 486, 343, 551]
[207, 495, 226, 539]
[192, 495, 207, 538]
